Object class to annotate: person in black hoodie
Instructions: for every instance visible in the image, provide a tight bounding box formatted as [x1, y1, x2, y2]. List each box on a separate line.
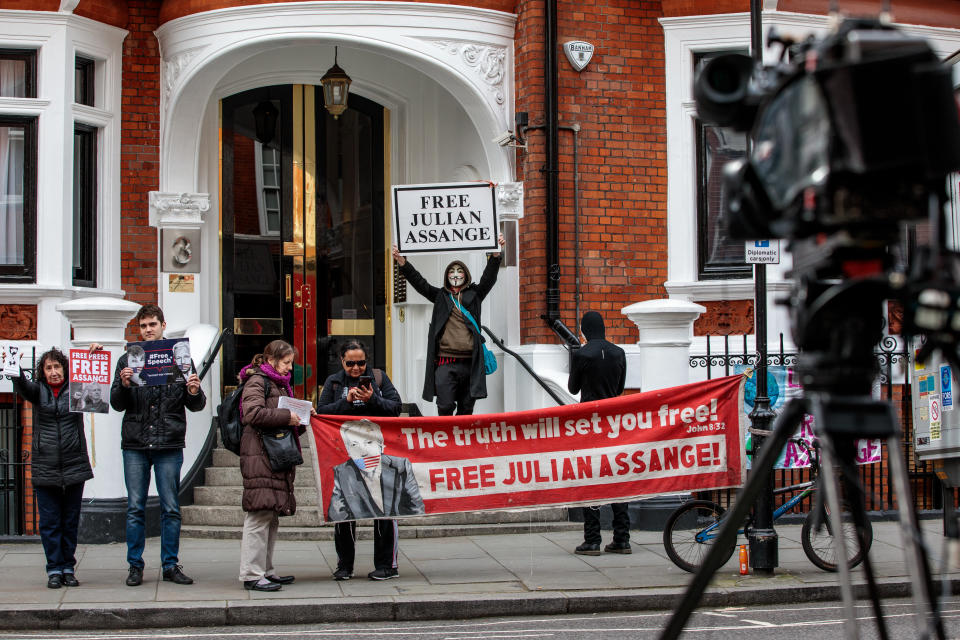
[567, 311, 631, 555]
[392, 234, 504, 416]
[316, 341, 406, 581]
[10, 347, 93, 589]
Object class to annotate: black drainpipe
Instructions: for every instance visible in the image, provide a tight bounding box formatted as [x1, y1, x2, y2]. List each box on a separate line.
[541, 0, 579, 348]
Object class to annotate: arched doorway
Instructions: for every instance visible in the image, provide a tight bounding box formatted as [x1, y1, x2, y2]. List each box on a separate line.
[220, 84, 388, 399]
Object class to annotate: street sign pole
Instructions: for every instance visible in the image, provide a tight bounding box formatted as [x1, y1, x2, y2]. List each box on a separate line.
[745, 0, 778, 575]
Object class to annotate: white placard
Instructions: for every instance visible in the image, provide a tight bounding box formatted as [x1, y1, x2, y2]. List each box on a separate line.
[2, 343, 22, 377]
[393, 182, 499, 255]
[278, 396, 313, 426]
[745, 240, 780, 264]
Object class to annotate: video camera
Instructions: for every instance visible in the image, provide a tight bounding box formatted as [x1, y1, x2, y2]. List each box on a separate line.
[695, 17, 960, 398]
[696, 17, 960, 243]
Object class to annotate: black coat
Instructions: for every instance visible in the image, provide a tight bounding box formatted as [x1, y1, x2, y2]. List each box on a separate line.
[400, 254, 501, 402]
[316, 368, 402, 417]
[568, 338, 627, 402]
[14, 375, 93, 488]
[109, 352, 206, 450]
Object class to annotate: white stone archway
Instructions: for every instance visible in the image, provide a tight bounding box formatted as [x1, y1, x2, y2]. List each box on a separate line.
[155, 2, 518, 192]
[151, 2, 522, 418]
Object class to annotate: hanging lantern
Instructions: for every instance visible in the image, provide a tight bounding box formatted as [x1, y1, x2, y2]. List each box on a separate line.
[320, 47, 351, 119]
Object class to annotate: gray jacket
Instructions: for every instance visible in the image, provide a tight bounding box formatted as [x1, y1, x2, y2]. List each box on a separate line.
[327, 454, 425, 520]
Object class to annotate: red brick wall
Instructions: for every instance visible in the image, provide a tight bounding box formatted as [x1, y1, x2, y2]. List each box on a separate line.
[516, 1, 667, 344]
[121, 1, 161, 341]
[232, 135, 261, 235]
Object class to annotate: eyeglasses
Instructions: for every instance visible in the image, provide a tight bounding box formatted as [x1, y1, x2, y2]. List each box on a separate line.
[344, 360, 366, 368]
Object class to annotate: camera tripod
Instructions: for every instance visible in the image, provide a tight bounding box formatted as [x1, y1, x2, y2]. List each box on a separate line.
[659, 386, 946, 640]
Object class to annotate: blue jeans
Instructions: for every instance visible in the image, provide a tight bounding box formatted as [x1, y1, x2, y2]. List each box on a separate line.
[35, 483, 84, 575]
[123, 449, 183, 570]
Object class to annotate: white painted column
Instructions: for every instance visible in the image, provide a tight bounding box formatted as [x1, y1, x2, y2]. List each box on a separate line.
[56, 297, 140, 500]
[148, 192, 210, 335]
[621, 299, 706, 392]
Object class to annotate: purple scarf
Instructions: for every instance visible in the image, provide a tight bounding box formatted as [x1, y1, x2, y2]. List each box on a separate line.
[238, 361, 294, 420]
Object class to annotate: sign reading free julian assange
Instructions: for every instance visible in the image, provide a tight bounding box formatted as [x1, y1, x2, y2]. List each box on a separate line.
[393, 182, 499, 254]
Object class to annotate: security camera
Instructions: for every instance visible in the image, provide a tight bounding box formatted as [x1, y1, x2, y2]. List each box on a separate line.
[493, 131, 515, 146]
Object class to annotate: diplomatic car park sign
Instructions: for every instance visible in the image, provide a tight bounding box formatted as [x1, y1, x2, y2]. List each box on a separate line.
[393, 182, 499, 255]
[745, 240, 781, 264]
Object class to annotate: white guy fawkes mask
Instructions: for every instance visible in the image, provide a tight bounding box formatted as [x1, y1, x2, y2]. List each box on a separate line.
[447, 265, 466, 288]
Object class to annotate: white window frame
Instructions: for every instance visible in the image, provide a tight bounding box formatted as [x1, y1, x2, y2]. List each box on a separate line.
[254, 140, 281, 237]
[0, 11, 125, 299]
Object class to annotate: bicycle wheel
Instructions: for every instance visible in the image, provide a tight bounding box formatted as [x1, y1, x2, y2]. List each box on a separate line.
[663, 500, 737, 573]
[801, 506, 873, 572]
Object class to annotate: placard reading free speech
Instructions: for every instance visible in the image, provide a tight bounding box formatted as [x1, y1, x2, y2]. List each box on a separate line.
[124, 338, 193, 387]
[393, 182, 499, 254]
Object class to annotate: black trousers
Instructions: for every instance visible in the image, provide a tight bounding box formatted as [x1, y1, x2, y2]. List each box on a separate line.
[35, 483, 84, 575]
[435, 359, 475, 416]
[582, 503, 630, 545]
[334, 519, 398, 571]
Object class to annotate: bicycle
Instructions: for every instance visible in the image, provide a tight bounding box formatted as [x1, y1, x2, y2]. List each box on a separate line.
[662, 437, 873, 573]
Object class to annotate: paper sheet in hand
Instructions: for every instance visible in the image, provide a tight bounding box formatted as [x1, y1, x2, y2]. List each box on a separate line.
[278, 396, 313, 425]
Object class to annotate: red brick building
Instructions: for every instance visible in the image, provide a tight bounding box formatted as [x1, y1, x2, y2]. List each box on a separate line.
[0, 1, 956, 539]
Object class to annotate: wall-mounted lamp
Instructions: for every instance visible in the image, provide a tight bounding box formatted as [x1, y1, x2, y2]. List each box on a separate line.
[321, 46, 352, 119]
[253, 100, 279, 144]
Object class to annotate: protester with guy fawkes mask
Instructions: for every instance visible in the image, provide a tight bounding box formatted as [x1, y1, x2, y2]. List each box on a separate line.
[392, 234, 504, 416]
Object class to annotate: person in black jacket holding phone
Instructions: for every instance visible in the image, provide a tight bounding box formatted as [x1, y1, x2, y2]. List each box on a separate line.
[316, 341, 405, 581]
[392, 234, 504, 416]
[9, 347, 93, 589]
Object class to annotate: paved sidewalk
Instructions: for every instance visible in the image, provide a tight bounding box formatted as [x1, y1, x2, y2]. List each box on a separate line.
[0, 519, 955, 630]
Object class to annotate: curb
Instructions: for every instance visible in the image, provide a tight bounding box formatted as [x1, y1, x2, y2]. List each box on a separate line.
[1, 577, 956, 630]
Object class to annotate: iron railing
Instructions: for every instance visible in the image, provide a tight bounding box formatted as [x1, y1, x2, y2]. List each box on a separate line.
[691, 333, 940, 513]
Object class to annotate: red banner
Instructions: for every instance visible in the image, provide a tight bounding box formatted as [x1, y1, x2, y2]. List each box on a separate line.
[308, 375, 746, 522]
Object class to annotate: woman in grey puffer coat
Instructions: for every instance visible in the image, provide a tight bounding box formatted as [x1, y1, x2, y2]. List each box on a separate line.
[10, 347, 93, 589]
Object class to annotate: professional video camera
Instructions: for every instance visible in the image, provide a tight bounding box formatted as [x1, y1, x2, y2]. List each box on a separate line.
[661, 19, 960, 640]
[695, 17, 960, 243]
[695, 17, 960, 396]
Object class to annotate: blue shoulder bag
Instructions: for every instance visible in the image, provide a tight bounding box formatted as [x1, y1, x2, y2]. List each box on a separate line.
[449, 294, 497, 375]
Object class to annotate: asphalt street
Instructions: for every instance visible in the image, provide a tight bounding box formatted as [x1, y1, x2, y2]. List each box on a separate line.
[2, 597, 958, 640]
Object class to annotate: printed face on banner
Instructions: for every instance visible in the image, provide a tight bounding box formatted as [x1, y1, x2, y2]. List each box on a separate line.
[311, 375, 748, 523]
[342, 420, 385, 460]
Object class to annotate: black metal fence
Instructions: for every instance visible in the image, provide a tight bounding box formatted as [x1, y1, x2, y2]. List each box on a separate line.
[690, 334, 941, 513]
[0, 398, 34, 537]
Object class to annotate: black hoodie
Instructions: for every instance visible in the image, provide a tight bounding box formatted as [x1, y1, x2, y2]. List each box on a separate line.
[568, 311, 627, 402]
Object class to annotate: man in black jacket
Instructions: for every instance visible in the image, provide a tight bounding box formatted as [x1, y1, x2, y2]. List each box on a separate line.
[568, 311, 631, 555]
[96, 304, 205, 587]
[392, 234, 504, 416]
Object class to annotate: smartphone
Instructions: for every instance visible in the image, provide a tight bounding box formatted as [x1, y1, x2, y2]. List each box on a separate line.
[358, 376, 373, 388]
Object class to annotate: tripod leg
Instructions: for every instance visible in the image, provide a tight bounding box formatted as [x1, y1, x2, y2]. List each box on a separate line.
[887, 432, 946, 640]
[816, 433, 861, 640]
[658, 397, 807, 640]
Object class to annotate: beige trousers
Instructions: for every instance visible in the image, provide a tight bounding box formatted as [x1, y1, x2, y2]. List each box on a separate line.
[238, 509, 279, 582]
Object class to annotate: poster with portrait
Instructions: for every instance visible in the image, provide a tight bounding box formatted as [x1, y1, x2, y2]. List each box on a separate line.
[125, 338, 193, 387]
[69, 349, 112, 413]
